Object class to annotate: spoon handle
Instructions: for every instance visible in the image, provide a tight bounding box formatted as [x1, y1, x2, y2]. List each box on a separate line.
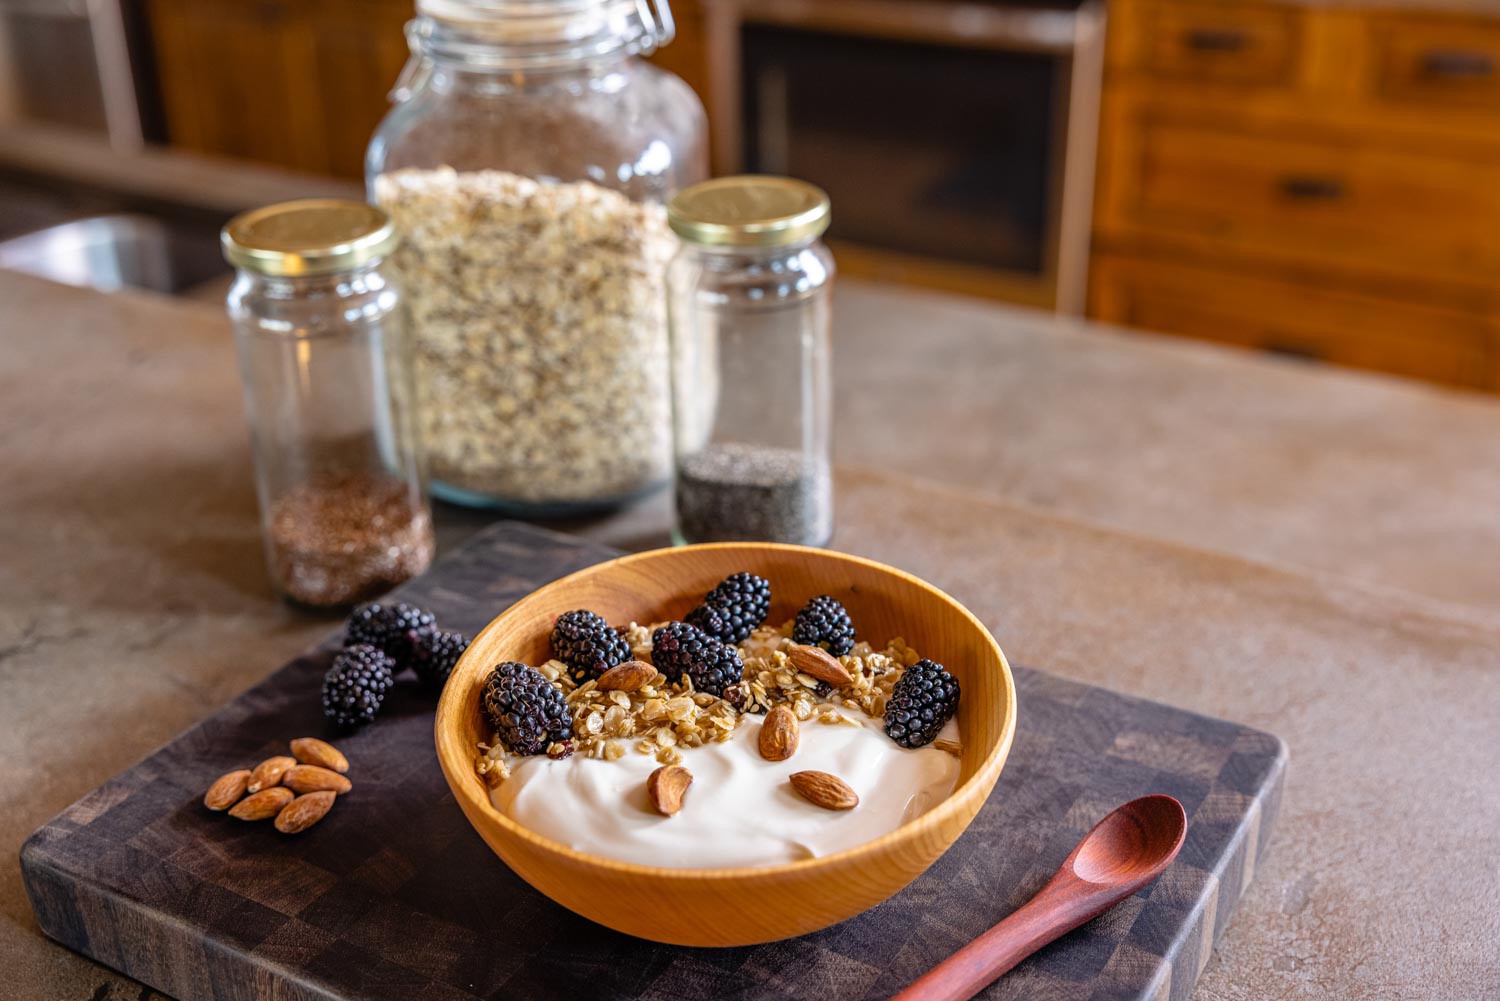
[889, 884, 1120, 1001]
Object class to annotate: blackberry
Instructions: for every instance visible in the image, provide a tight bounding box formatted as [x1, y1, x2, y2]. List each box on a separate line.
[345, 601, 437, 666]
[883, 659, 961, 749]
[322, 644, 396, 730]
[684, 602, 730, 642]
[698, 572, 771, 644]
[650, 621, 743, 698]
[551, 609, 631, 684]
[482, 662, 572, 756]
[413, 629, 469, 690]
[792, 595, 856, 656]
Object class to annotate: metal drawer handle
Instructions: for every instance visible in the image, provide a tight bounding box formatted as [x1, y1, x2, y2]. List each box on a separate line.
[1419, 49, 1495, 80]
[1183, 28, 1249, 53]
[1263, 341, 1324, 362]
[1278, 175, 1346, 200]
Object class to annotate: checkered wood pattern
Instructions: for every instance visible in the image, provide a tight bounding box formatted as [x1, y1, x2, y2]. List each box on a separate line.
[22, 523, 1286, 1001]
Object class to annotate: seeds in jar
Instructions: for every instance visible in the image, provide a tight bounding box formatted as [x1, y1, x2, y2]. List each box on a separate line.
[266, 471, 434, 609]
[374, 167, 680, 505]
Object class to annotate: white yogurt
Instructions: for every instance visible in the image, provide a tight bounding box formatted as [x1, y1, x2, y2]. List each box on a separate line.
[490, 714, 960, 868]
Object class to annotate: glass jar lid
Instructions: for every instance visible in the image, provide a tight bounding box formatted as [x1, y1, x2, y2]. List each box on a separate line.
[668, 176, 831, 249]
[221, 200, 398, 277]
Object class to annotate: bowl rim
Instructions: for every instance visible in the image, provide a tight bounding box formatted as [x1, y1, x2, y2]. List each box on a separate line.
[434, 541, 1018, 880]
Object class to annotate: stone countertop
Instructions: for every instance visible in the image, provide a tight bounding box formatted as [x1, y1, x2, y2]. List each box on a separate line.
[2, 268, 1497, 999]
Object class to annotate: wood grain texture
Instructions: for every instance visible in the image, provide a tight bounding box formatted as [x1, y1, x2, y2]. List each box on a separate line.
[1092, 0, 1500, 391]
[20, 522, 1286, 1001]
[435, 543, 1017, 947]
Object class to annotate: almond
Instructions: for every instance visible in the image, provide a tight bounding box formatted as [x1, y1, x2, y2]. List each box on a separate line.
[203, 769, 252, 811]
[787, 644, 854, 688]
[647, 764, 692, 816]
[228, 786, 295, 821]
[597, 660, 657, 693]
[789, 770, 859, 811]
[246, 755, 296, 793]
[290, 737, 349, 774]
[758, 705, 800, 761]
[274, 790, 336, 834]
[282, 764, 353, 795]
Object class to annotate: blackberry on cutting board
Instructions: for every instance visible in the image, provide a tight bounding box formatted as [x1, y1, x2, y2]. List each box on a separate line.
[697, 572, 771, 644]
[883, 659, 960, 749]
[345, 601, 437, 666]
[650, 621, 744, 698]
[413, 629, 469, 690]
[551, 609, 631, 684]
[792, 595, 856, 656]
[482, 662, 573, 756]
[322, 644, 396, 730]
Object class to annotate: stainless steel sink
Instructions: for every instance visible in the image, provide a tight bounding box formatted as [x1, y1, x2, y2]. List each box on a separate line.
[0, 212, 227, 294]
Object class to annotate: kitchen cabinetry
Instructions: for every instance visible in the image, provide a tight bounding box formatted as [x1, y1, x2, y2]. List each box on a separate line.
[145, 0, 708, 181]
[1091, 0, 1500, 390]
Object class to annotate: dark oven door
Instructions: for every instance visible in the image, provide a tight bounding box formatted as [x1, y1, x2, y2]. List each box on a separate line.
[709, 0, 1103, 311]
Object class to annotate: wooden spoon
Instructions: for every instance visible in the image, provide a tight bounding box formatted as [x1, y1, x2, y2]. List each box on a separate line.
[893, 795, 1188, 1001]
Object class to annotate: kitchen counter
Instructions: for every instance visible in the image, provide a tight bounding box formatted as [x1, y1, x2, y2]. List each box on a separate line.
[2, 268, 1497, 999]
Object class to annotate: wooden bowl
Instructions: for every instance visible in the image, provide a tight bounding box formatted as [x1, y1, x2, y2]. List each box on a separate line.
[433, 543, 1017, 946]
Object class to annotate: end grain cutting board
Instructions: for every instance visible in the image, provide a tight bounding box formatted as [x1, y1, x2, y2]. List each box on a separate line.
[22, 522, 1286, 1001]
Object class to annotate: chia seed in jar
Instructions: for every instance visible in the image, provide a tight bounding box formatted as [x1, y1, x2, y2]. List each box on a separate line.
[675, 443, 831, 546]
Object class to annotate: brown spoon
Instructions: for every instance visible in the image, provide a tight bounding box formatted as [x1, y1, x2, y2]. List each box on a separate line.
[893, 795, 1188, 1001]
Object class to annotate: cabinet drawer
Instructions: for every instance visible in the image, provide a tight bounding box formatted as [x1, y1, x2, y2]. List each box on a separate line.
[1370, 15, 1500, 112]
[1120, 117, 1500, 278]
[1132, 0, 1302, 87]
[1089, 255, 1493, 388]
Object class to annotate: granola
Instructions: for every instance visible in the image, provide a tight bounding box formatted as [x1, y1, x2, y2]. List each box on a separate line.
[479, 620, 924, 776]
[374, 167, 680, 504]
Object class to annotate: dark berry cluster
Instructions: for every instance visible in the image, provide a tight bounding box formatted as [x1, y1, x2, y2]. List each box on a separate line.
[883, 659, 961, 749]
[688, 572, 771, 644]
[792, 594, 856, 656]
[325, 601, 471, 730]
[651, 620, 744, 697]
[322, 644, 396, 730]
[482, 662, 573, 756]
[551, 609, 631, 684]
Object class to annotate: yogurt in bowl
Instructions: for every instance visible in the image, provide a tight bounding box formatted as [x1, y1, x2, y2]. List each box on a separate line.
[479, 619, 963, 869]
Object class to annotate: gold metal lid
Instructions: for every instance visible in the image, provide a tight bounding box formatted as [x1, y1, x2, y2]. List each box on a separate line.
[221, 199, 398, 277]
[668, 176, 830, 248]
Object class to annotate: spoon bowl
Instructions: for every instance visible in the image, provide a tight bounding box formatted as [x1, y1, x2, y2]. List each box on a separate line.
[1071, 794, 1188, 885]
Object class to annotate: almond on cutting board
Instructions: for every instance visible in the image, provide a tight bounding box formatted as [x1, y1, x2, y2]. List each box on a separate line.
[290, 737, 349, 774]
[282, 764, 352, 795]
[203, 769, 252, 811]
[247, 755, 297, 793]
[596, 660, 657, 692]
[789, 770, 859, 811]
[274, 790, 336, 834]
[787, 644, 853, 687]
[759, 705, 800, 761]
[647, 765, 693, 816]
[228, 786, 296, 821]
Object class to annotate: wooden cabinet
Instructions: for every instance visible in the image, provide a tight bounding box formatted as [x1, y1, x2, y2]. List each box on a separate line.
[149, 0, 420, 178]
[1092, 0, 1500, 392]
[1091, 254, 1494, 388]
[146, 0, 709, 181]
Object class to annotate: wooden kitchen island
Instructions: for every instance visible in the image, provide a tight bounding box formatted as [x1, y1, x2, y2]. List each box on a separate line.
[2, 268, 1497, 999]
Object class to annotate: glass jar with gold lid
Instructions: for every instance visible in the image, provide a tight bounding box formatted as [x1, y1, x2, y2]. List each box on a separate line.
[223, 199, 434, 609]
[666, 176, 835, 546]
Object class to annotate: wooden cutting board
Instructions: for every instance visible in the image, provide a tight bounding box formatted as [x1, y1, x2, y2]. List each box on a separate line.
[22, 522, 1286, 1001]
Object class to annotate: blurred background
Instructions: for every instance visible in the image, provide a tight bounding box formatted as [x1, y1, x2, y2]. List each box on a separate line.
[2, 0, 1498, 392]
